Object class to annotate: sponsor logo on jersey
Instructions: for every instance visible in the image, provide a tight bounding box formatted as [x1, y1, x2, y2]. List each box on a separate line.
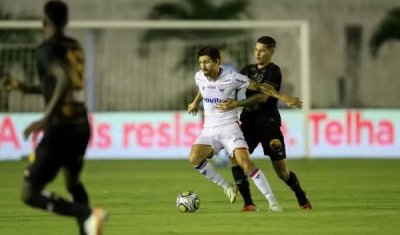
[203, 97, 222, 103]
[235, 78, 246, 84]
[207, 86, 216, 89]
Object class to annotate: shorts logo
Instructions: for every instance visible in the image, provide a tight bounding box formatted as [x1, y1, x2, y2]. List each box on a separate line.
[257, 75, 264, 82]
[269, 139, 282, 151]
[233, 137, 246, 143]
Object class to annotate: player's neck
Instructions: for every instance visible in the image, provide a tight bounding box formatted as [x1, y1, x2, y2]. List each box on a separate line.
[45, 28, 64, 39]
[257, 60, 272, 69]
[208, 67, 222, 80]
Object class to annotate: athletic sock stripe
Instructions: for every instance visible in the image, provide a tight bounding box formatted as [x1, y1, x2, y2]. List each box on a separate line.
[248, 168, 260, 177]
[195, 159, 207, 170]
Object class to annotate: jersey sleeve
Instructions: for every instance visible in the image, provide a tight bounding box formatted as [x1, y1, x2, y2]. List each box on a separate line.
[233, 72, 251, 90]
[194, 72, 201, 86]
[263, 66, 282, 89]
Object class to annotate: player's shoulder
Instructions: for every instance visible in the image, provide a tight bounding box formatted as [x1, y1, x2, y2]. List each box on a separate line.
[62, 36, 83, 50]
[243, 64, 257, 70]
[41, 36, 82, 51]
[267, 62, 281, 73]
[195, 70, 207, 82]
[220, 69, 242, 82]
[240, 64, 256, 73]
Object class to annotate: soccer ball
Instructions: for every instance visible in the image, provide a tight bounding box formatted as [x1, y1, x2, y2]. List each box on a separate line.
[176, 191, 201, 213]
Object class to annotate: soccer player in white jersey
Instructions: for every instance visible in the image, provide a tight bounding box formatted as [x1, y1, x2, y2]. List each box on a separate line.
[187, 46, 302, 212]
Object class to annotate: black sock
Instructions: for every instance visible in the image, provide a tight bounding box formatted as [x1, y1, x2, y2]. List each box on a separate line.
[69, 183, 90, 235]
[24, 190, 92, 221]
[231, 166, 254, 206]
[285, 171, 305, 196]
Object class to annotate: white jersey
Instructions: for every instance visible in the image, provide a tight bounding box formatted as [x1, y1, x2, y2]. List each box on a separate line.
[195, 68, 250, 127]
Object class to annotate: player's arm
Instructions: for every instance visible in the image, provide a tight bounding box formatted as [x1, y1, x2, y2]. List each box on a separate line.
[216, 90, 268, 111]
[0, 77, 43, 94]
[42, 62, 71, 122]
[247, 80, 285, 100]
[192, 90, 203, 105]
[247, 79, 302, 109]
[236, 93, 268, 107]
[19, 83, 43, 94]
[188, 89, 203, 116]
[235, 65, 269, 107]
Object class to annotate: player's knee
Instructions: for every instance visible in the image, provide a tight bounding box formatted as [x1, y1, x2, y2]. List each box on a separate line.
[241, 160, 255, 174]
[229, 157, 239, 167]
[189, 152, 201, 166]
[189, 145, 213, 166]
[233, 150, 255, 174]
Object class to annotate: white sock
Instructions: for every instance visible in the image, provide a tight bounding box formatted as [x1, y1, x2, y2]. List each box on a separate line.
[195, 160, 231, 189]
[248, 167, 278, 205]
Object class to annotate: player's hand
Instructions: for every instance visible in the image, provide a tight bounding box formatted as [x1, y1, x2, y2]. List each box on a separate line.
[216, 99, 237, 112]
[23, 119, 47, 140]
[0, 77, 22, 92]
[188, 101, 199, 116]
[283, 95, 302, 109]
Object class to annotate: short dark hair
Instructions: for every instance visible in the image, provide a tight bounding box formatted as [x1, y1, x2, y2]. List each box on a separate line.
[197, 45, 221, 63]
[44, 0, 68, 28]
[257, 36, 276, 47]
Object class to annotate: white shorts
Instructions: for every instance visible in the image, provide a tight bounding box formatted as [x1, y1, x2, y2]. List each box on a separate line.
[193, 122, 248, 157]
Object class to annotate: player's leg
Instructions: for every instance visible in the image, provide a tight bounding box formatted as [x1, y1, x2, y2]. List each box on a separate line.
[21, 140, 93, 221]
[63, 126, 90, 235]
[189, 136, 237, 203]
[229, 157, 257, 211]
[67, 122, 109, 234]
[229, 123, 260, 211]
[228, 125, 259, 211]
[63, 165, 89, 235]
[261, 129, 312, 210]
[231, 148, 282, 212]
[223, 126, 282, 212]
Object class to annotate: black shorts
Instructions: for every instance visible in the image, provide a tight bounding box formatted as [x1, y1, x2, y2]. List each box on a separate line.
[241, 117, 286, 161]
[25, 123, 91, 185]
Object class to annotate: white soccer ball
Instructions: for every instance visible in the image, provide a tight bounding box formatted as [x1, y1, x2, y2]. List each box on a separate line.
[176, 191, 201, 213]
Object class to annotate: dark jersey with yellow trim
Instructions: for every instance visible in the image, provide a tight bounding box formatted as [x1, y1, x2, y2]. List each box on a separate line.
[239, 63, 282, 122]
[36, 35, 87, 127]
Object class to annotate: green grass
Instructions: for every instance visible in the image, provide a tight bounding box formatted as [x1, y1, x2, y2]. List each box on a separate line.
[0, 159, 399, 235]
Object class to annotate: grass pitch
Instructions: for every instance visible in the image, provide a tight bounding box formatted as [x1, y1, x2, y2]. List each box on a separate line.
[0, 159, 399, 235]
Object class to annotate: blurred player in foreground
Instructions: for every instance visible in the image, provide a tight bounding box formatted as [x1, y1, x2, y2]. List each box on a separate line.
[1, 1, 107, 234]
[216, 36, 312, 211]
[188, 45, 302, 212]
